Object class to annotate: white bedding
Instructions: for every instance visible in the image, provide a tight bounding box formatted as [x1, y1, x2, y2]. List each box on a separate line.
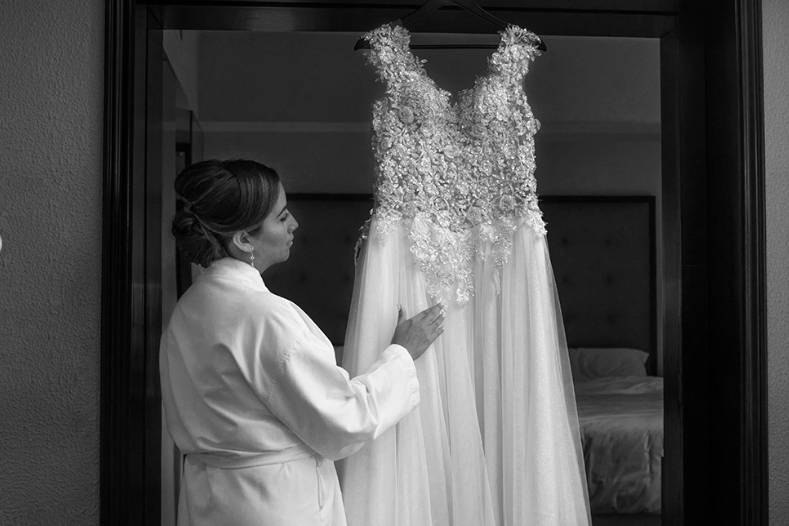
[575, 376, 663, 514]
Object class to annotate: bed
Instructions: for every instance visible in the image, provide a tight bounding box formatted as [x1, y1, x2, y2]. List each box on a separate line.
[569, 348, 663, 515]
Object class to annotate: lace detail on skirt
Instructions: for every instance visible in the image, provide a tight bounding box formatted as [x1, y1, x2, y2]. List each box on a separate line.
[358, 212, 545, 304]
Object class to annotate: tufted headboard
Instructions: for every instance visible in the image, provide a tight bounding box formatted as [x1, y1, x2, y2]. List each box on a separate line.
[541, 196, 657, 374]
[264, 194, 656, 373]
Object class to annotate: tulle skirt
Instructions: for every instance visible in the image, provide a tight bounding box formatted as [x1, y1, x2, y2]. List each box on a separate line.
[339, 216, 590, 526]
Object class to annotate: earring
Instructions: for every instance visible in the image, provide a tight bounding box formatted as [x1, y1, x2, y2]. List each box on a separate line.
[248, 249, 255, 266]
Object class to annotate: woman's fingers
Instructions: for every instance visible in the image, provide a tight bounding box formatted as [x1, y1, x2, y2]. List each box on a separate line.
[409, 303, 444, 320]
[421, 314, 443, 334]
[431, 311, 445, 329]
[423, 303, 443, 318]
[402, 304, 444, 342]
[432, 307, 445, 322]
[425, 306, 444, 331]
[425, 305, 444, 324]
[432, 327, 445, 341]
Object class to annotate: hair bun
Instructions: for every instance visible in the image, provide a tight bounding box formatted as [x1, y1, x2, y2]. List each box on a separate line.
[172, 208, 221, 268]
[171, 208, 198, 236]
[171, 158, 281, 267]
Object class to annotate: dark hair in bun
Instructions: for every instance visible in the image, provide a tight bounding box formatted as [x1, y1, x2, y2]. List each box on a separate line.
[172, 159, 281, 268]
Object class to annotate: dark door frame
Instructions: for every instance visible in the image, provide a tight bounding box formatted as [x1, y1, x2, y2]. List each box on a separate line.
[101, 1, 766, 524]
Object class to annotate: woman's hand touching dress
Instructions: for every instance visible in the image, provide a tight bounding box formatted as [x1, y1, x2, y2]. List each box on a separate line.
[391, 304, 445, 361]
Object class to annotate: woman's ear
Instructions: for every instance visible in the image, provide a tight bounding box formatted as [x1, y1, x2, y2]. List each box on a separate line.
[231, 231, 254, 254]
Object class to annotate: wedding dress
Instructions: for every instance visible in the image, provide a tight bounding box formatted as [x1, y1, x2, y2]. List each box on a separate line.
[340, 24, 591, 526]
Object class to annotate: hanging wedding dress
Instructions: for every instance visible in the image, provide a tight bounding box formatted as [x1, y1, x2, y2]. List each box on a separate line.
[340, 24, 591, 526]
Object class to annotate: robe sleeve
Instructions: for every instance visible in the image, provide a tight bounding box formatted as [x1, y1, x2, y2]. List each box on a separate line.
[260, 332, 421, 461]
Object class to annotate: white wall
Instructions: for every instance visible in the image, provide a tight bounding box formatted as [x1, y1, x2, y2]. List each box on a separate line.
[763, 1, 789, 523]
[0, 0, 103, 523]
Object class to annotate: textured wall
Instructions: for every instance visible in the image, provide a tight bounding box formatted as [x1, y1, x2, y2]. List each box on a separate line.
[763, 1, 789, 523]
[0, 0, 103, 524]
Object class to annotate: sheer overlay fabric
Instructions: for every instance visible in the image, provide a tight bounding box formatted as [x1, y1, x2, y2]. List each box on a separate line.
[340, 24, 591, 526]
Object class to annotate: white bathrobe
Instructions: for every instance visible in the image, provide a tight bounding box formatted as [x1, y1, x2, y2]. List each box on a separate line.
[160, 257, 420, 526]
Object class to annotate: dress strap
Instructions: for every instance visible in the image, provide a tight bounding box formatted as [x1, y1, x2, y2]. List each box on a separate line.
[361, 24, 424, 88]
[488, 25, 543, 84]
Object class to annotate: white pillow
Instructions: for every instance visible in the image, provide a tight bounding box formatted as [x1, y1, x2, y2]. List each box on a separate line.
[568, 347, 649, 381]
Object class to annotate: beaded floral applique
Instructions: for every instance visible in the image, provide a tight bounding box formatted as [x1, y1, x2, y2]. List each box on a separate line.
[360, 23, 545, 304]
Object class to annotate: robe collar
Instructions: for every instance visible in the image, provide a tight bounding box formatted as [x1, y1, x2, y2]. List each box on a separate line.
[206, 257, 268, 291]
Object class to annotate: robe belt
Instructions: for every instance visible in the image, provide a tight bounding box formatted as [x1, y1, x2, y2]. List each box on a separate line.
[185, 444, 317, 469]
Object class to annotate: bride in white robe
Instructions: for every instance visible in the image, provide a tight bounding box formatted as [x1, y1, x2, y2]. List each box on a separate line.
[159, 159, 444, 526]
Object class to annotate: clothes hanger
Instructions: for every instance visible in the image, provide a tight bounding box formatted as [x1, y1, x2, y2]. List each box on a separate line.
[353, 0, 547, 52]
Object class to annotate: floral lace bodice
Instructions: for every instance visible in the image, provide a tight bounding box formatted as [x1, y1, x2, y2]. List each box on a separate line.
[361, 24, 545, 303]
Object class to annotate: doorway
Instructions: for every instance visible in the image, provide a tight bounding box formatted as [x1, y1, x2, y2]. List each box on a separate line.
[100, 2, 766, 525]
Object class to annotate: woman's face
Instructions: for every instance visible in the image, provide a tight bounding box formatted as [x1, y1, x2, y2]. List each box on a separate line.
[246, 182, 299, 272]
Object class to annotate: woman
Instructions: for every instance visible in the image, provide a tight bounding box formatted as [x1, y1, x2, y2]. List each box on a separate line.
[160, 159, 444, 526]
